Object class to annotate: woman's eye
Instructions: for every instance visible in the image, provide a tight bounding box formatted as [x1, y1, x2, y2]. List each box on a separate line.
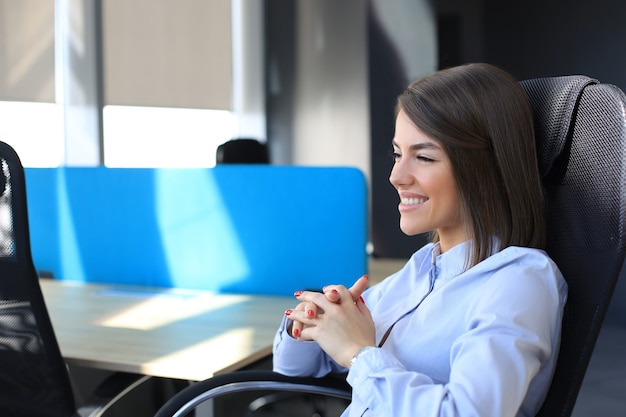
[389, 151, 401, 161]
[417, 155, 434, 163]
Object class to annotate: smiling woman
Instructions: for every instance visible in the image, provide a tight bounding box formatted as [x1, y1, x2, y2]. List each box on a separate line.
[390, 111, 462, 249]
[395, 63, 545, 268]
[273, 63, 568, 417]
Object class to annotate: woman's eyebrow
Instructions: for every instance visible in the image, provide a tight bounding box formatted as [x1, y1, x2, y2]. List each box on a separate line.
[392, 139, 441, 151]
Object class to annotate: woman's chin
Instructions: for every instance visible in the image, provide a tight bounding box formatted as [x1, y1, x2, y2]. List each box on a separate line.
[399, 224, 427, 236]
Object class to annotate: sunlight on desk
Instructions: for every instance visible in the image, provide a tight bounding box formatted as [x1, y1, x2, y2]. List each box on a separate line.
[40, 280, 295, 381]
[95, 288, 249, 331]
[142, 327, 256, 380]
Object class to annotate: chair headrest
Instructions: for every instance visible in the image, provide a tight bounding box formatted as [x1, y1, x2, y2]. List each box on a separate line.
[0, 168, 5, 196]
[520, 75, 598, 178]
[0, 149, 8, 196]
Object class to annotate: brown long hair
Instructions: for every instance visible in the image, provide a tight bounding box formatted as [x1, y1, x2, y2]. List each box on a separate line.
[397, 63, 545, 268]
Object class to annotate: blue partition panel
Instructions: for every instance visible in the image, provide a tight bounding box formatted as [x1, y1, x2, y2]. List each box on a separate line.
[24, 166, 368, 296]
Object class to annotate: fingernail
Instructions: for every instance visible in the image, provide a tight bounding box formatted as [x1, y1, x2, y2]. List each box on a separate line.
[294, 291, 303, 297]
[331, 289, 338, 294]
[359, 296, 365, 303]
[363, 274, 369, 280]
[285, 309, 293, 316]
[293, 328, 300, 337]
[307, 309, 315, 318]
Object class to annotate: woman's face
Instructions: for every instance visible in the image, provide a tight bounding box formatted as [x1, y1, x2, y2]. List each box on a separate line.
[389, 110, 468, 252]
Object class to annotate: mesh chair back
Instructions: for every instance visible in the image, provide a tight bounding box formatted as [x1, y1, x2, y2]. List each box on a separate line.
[520, 76, 626, 417]
[0, 141, 76, 417]
[216, 138, 269, 164]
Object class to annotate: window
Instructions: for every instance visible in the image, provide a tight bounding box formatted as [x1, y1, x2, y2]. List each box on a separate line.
[0, 0, 60, 167]
[0, 0, 265, 168]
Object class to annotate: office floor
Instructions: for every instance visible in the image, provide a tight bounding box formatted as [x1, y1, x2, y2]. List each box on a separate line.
[570, 321, 626, 416]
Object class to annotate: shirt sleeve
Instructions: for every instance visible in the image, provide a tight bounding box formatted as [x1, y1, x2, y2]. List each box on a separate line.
[272, 314, 346, 377]
[346, 257, 566, 417]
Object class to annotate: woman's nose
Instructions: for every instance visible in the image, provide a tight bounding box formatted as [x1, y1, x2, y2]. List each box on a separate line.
[389, 160, 412, 188]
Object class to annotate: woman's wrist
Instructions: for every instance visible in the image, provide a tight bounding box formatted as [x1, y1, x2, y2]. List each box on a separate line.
[349, 346, 377, 368]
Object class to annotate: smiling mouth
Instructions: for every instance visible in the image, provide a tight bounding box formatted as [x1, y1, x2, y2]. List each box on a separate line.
[401, 197, 428, 205]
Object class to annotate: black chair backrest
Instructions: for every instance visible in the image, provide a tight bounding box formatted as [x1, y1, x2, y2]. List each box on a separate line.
[216, 138, 269, 164]
[520, 76, 626, 417]
[0, 141, 76, 417]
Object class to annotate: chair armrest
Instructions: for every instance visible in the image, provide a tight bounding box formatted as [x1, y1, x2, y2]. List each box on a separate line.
[72, 373, 153, 417]
[154, 370, 352, 417]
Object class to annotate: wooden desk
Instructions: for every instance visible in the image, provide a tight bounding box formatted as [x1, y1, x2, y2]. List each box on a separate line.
[40, 279, 296, 381]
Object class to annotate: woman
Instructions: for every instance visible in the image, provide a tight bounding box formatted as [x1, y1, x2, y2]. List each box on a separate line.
[273, 63, 567, 417]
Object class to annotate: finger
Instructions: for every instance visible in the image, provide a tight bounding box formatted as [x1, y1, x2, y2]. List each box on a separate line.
[286, 300, 309, 339]
[290, 317, 304, 339]
[323, 288, 341, 303]
[293, 291, 317, 315]
[294, 290, 330, 307]
[348, 274, 369, 302]
[287, 310, 318, 341]
[354, 295, 372, 318]
[304, 301, 318, 319]
[322, 274, 369, 304]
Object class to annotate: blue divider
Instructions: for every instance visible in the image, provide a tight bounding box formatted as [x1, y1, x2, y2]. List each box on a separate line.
[24, 166, 368, 296]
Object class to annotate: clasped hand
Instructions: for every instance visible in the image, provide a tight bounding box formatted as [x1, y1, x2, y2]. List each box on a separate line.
[285, 274, 376, 368]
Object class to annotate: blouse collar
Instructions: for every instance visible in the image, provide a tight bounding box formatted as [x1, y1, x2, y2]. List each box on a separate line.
[432, 240, 471, 281]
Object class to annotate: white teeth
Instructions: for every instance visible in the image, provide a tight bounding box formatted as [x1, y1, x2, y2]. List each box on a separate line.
[401, 197, 427, 205]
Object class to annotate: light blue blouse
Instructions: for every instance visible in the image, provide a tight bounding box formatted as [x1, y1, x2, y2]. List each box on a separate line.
[272, 242, 567, 417]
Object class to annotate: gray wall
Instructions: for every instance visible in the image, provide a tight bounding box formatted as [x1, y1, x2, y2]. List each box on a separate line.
[482, 0, 626, 90]
[265, 0, 370, 181]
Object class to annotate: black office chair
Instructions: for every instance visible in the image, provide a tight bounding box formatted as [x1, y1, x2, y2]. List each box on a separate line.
[154, 75, 626, 417]
[0, 141, 164, 417]
[216, 138, 270, 164]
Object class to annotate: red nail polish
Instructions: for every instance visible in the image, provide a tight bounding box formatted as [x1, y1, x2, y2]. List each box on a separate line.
[363, 274, 369, 280]
[293, 328, 300, 337]
[331, 289, 338, 294]
[307, 309, 314, 318]
[359, 296, 365, 303]
[285, 309, 293, 316]
[294, 291, 303, 297]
